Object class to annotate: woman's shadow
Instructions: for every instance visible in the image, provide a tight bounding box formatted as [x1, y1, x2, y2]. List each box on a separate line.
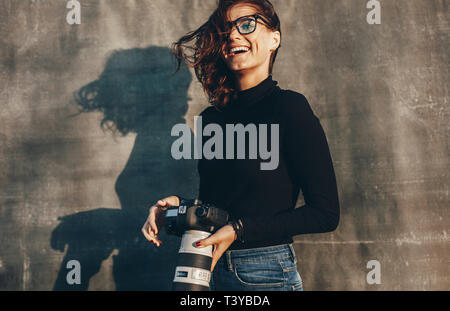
[51, 46, 198, 290]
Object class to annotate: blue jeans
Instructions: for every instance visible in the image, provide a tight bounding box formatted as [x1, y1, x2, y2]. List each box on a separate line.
[210, 244, 303, 291]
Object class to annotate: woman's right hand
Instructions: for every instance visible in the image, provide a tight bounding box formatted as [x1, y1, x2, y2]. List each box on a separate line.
[141, 195, 180, 247]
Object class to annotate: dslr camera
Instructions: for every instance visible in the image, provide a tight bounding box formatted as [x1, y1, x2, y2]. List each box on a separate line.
[165, 199, 229, 291]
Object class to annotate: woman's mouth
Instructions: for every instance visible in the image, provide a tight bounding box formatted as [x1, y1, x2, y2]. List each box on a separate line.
[228, 46, 250, 57]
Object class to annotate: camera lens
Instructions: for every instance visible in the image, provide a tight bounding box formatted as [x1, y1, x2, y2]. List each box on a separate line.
[195, 206, 207, 218]
[173, 230, 213, 291]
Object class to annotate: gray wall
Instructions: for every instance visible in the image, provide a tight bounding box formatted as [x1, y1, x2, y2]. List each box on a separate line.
[0, 0, 448, 290]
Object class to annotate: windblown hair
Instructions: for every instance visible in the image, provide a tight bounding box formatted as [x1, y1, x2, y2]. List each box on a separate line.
[172, 0, 281, 109]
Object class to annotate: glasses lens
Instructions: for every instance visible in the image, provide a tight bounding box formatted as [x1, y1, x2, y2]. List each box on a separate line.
[236, 17, 256, 34]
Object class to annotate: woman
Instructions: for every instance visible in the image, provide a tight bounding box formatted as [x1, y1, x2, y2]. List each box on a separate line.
[142, 0, 340, 291]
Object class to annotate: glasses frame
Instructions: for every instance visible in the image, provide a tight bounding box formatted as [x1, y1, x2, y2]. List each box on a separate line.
[227, 14, 271, 35]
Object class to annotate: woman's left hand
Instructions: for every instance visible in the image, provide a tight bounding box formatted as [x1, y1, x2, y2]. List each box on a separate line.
[195, 224, 237, 272]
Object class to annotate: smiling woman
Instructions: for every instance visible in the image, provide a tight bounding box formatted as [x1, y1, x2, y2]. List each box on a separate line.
[142, 0, 340, 292]
[172, 0, 281, 108]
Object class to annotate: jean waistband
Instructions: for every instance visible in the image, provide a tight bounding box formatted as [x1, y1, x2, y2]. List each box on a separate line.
[223, 243, 296, 271]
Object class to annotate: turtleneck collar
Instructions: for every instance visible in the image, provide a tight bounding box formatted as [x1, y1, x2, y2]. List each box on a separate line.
[225, 75, 279, 112]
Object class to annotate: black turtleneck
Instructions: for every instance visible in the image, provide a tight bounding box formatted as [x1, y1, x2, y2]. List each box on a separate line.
[197, 75, 340, 250]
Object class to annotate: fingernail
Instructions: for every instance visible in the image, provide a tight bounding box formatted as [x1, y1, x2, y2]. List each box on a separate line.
[195, 242, 201, 247]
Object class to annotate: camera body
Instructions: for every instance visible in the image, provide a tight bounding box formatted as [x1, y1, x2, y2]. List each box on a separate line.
[165, 199, 229, 291]
[165, 199, 229, 236]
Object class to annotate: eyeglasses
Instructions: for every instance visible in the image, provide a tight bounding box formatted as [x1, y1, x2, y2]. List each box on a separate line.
[226, 14, 271, 35]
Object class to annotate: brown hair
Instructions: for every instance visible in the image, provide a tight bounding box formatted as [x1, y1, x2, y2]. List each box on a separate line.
[172, 0, 281, 109]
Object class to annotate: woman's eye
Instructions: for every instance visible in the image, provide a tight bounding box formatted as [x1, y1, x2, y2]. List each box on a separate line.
[241, 20, 253, 30]
[242, 22, 251, 29]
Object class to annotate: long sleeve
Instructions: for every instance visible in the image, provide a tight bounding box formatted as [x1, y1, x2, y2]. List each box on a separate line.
[240, 93, 340, 243]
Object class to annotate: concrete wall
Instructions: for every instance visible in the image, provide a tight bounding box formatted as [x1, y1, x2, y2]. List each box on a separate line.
[0, 0, 448, 290]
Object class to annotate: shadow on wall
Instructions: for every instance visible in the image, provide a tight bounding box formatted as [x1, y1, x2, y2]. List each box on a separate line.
[50, 46, 198, 290]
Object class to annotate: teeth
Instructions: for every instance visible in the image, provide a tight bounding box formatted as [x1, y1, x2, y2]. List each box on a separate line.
[229, 46, 250, 54]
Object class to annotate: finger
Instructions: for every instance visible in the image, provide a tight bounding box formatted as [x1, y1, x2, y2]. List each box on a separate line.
[157, 200, 167, 207]
[158, 196, 180, 207]
[210, 244, 227, 272]
[141, 222, 162, 246]
[141, 222, 155, 242]
[195, 235, 215, 248]
[148, 206, 159, 235]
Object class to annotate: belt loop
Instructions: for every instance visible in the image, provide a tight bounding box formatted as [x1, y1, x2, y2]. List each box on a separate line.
[288, 243, 296, 263]
[226, 251, 233, 272]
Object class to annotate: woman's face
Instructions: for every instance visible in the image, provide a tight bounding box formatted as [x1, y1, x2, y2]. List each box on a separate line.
[221, 3, 280, 75]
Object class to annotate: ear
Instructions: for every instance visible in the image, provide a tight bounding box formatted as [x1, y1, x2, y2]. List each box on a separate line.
[270, 31, 281, 51]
